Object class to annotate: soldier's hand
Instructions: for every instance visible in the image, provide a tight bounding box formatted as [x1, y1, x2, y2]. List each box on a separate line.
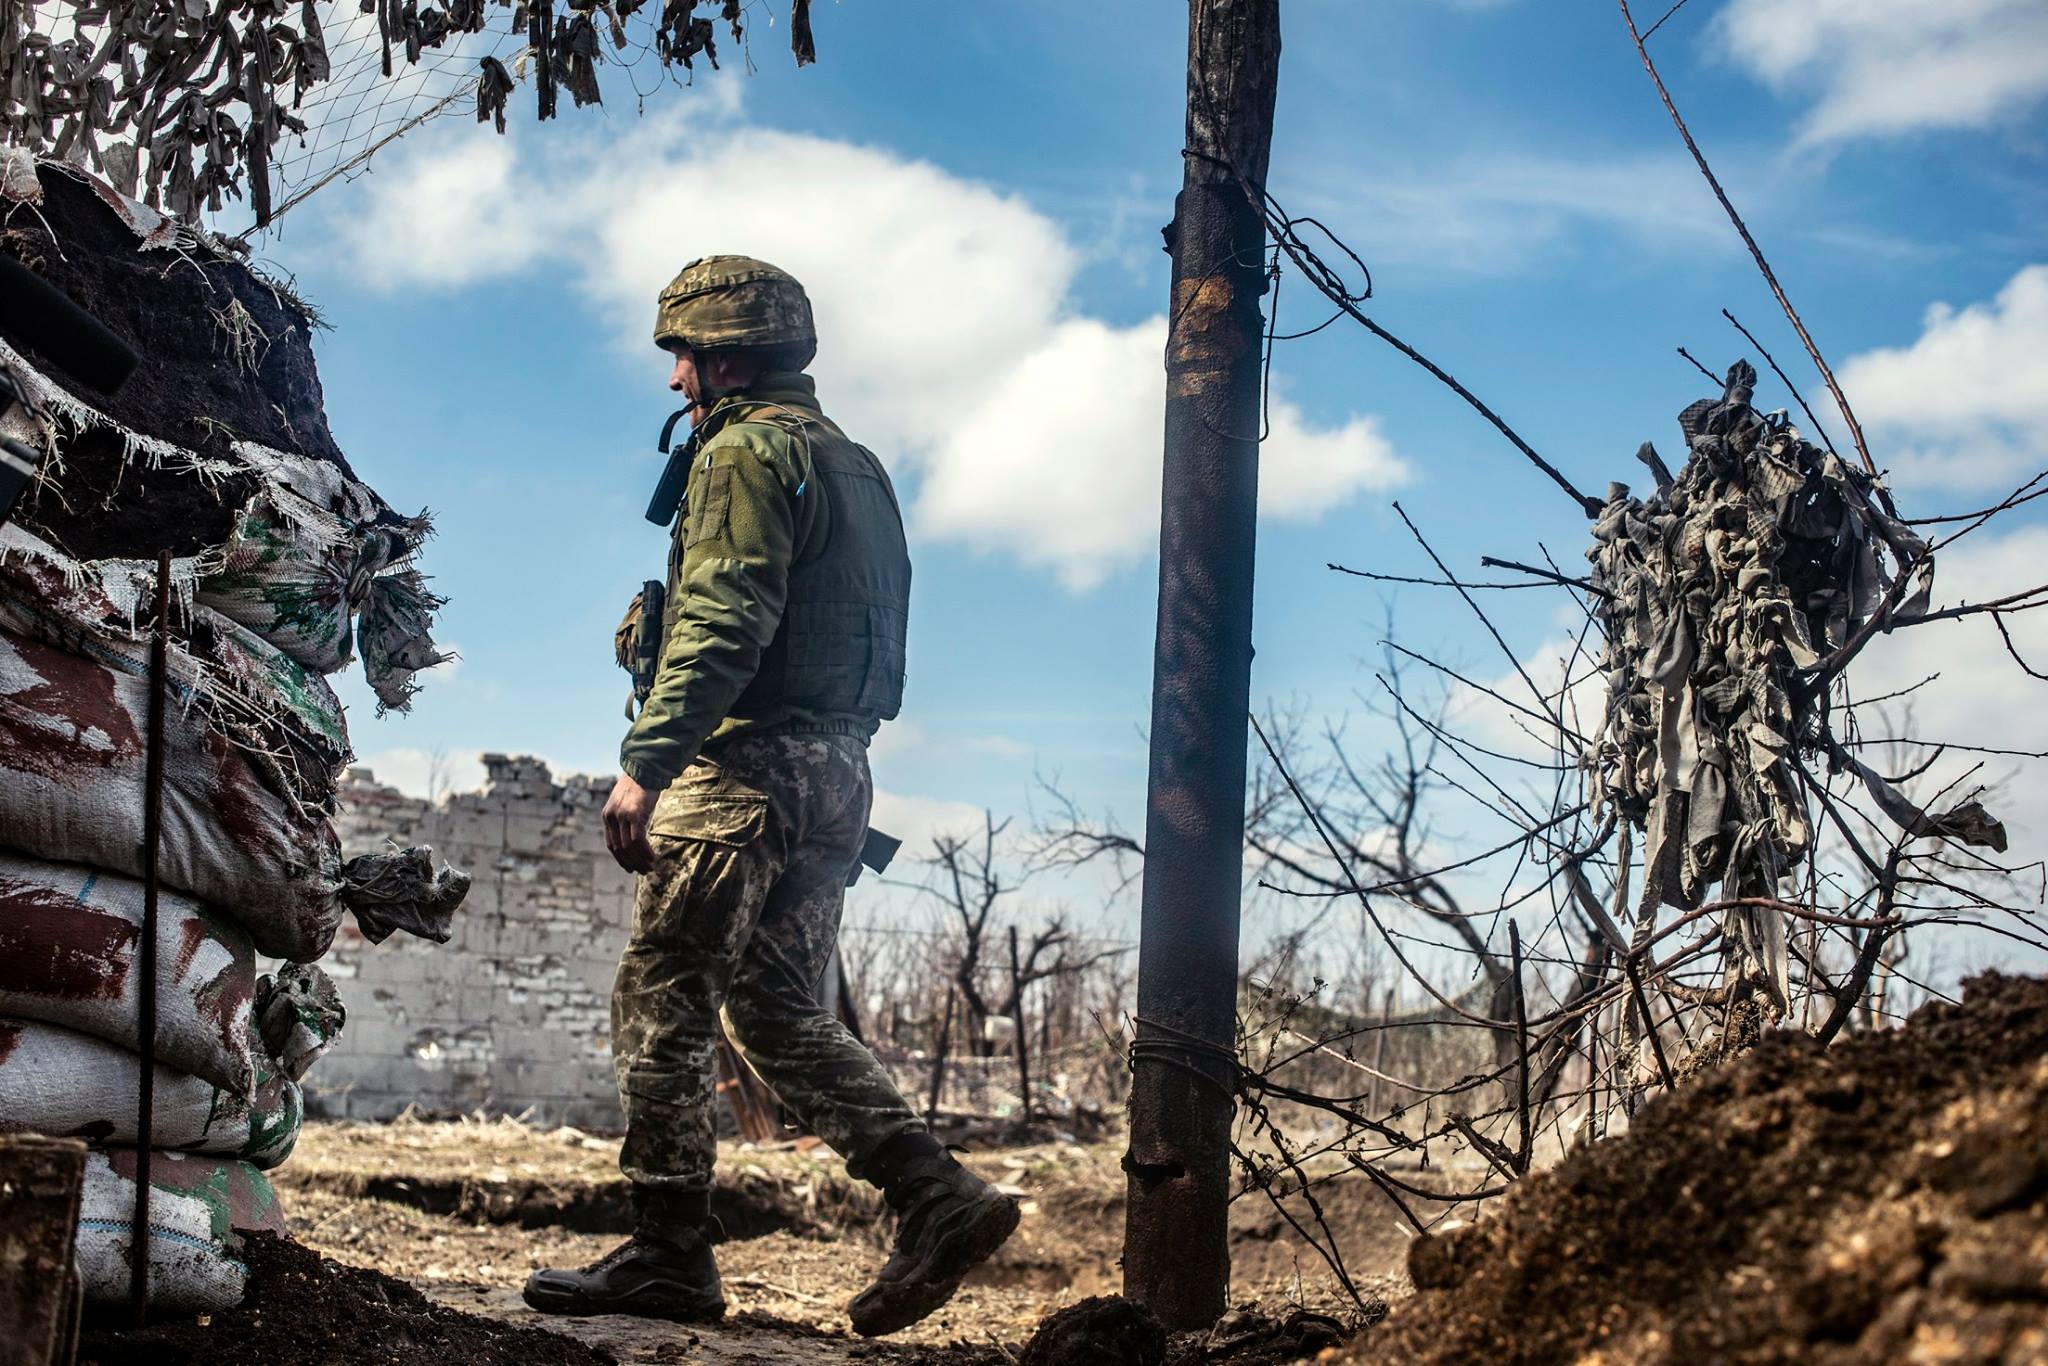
[603, 774, 660, 873]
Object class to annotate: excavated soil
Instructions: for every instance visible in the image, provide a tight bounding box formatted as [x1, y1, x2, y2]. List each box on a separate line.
[1, 163, 351, 558]
[1357, 972, 2048, 1365]
[76, 1231, 615, 1366]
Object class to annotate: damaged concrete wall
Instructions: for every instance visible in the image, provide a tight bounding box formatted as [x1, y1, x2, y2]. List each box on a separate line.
[317, 756, 633, 1128]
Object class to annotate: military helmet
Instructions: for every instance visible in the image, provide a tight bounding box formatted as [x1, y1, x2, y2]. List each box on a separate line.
[654, 255, 817, 367]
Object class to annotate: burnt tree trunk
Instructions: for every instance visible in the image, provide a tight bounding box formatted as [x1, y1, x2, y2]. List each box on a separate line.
[1122, 0, 1280, 1332]
[1008, 925, 1034, 1123]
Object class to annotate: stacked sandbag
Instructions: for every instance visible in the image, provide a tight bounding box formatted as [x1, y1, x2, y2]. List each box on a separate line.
[0, 963, 342, 1171]
[0, 155, 467, 1315]
[0, 864, 344, 1307]
[0, 523, 470, 959]
[0, 852, 256, 1092]
[0, 1019, 304, 1168]
[195, 450, 453, 712]
[73, 1148, 289, 1312]
[0, 528, 449, 1309]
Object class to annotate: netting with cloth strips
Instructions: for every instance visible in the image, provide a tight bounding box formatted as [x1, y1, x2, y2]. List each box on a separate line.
[1582, 361, 2004, 1011]
[0, 0, 818, 232]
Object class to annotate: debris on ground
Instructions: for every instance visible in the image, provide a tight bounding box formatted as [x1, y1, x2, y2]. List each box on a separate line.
[1356, 972, 2048, 1365]
[1169, 1306, 1361, 1365]
[75, 1231, 616, 1366]
[257, 1125, 1420, 1360]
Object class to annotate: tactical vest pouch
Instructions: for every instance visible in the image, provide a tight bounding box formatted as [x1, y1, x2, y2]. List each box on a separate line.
[856, 603, 908, 717]
[616, 580, 665, 719]
[614, 591, 643, 673]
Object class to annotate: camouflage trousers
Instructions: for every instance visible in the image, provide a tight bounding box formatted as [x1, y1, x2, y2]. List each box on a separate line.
[612, 732, 923, 1195]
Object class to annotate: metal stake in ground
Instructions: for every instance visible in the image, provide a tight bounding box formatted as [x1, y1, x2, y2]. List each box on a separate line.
[1123, 0, 1281, 1333]
[130, 549, 171, 1326]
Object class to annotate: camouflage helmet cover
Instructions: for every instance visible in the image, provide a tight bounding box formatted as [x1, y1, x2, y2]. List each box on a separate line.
[654, 255, 817, 365]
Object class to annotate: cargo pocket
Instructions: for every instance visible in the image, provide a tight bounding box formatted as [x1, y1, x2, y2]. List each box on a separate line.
[649, 792, 770, 847]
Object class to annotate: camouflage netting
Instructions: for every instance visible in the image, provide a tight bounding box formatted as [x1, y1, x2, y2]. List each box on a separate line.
[1, 0, 821, 228]
[1583, 363, 2006, 1009]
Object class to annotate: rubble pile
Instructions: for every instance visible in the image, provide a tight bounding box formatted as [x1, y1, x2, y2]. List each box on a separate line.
[0, 152, 468, 1312]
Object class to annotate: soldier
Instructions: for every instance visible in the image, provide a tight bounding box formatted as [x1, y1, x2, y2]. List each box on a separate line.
[522, 257, 1018, 1337]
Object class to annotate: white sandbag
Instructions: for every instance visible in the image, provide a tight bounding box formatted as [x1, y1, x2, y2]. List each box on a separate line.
[0, 524, 467, 960]
[0, 852, 254, 1093]
[75, 1148, 286, 1312]
[196, 488, 417, 675]
[0, 624, 351, 961]
[0, 1017, 302, 1167]
[0, 527, 469, 956]
[0, 620, 467, 955]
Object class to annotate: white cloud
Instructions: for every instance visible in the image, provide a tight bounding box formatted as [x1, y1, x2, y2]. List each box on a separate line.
[329, 135, 539, 289]
[1839, 264, 2048, 490]
[869, 789, 988, 856]
[1261, 405, 1409, 522]
[1449, 631, 1610, 779]
[316, 98, 1407, 589]
[866, 718, 926, 767]
[1715, 0, 2048, 144]
[1857, 524, 2048, 881]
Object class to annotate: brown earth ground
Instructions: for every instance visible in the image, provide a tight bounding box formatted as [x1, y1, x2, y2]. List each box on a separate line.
[79, 975, 2048, 1364]
[209, 1116, 1435, 1364]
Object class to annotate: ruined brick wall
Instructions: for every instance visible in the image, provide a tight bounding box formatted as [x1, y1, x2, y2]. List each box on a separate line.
[315, 755, 634, 1128]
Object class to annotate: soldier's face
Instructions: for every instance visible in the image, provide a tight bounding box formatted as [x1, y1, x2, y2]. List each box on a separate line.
[667, 346, 704, 411]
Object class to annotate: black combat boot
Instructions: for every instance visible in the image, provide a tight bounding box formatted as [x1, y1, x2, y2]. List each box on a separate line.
[848, 1140, 1021, 1337]
[522, 1187, 726, 1322]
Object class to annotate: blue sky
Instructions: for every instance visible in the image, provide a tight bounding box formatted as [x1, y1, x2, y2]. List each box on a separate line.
[253, 2, 2048, 965]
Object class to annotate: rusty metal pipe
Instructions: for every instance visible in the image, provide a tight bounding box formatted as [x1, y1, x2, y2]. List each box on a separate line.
[129, 550, 170, 1326]
[1122, 0, 1281, 1332]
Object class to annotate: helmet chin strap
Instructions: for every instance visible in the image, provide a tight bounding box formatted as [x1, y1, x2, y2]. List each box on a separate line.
[690, 347, 750, 410]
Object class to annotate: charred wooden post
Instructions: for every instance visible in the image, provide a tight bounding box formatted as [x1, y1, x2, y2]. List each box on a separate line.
[1123, 0, 1281, 1332]
[926, 987, 956, 1126]
[0, 1135, 87, 1366]
[1008, 925, 1034, 1123]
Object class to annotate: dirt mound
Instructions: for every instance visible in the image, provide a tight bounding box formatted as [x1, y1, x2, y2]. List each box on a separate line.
[1359, 972, 2048, 1365]
[1021, 1296, 1168, 1366]
[1015, 1298, 1359, 1366]
[76, 1231, 613, 1366]
[2, 163, 351, 558]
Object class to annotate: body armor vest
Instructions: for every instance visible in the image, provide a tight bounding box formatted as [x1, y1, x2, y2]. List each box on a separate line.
[665, 402, 910, 729]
